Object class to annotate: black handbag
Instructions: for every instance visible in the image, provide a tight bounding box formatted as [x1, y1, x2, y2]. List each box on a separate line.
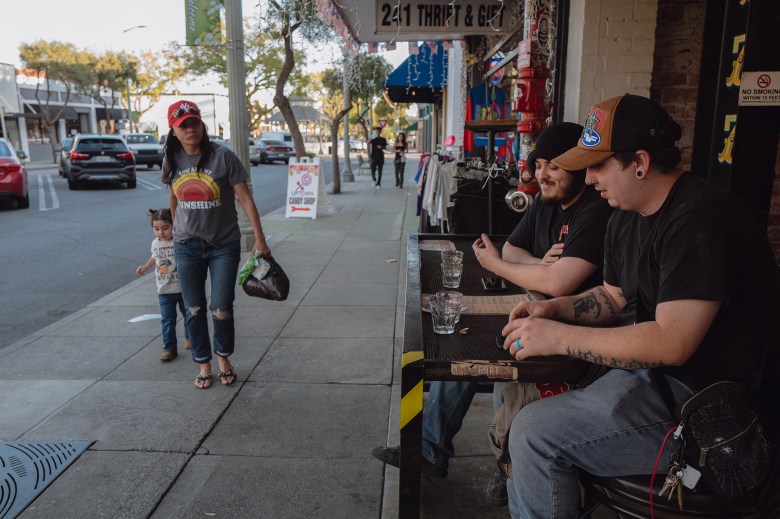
[654, 375, 773, 497]
[242, 256, 290, 301]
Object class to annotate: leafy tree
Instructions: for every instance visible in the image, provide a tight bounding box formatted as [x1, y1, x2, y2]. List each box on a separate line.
[262, 0, 335, 159]
[173, 19, 309, 135]
[130, 50, 188, 131]
[18, 40, 93, 159]
[318, 64, 352, 194]
[349, 53, 393, 140]
[89, 51, 137, 134]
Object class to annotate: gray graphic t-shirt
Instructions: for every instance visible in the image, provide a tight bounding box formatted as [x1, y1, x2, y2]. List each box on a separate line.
[169, 144, 249, 246]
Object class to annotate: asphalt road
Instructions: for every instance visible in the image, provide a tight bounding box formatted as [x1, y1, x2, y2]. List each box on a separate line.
[0, 158, 335, 351]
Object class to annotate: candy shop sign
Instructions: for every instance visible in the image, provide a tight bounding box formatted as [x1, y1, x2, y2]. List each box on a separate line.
[285, 158, 321, 219]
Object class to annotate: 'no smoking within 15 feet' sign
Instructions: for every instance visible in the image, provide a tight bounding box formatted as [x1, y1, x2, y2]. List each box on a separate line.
[739, 71, 780, 106]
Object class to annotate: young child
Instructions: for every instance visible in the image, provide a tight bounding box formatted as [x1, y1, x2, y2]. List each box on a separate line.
[136, 208, 189, 361]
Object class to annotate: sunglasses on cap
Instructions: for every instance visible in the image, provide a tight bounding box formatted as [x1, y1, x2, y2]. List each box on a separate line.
[171, 104, 200, 119]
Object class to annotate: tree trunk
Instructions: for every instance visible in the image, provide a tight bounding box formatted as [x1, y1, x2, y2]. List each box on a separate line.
[330, 104, 351, 195]
[273, 19, 305, 160]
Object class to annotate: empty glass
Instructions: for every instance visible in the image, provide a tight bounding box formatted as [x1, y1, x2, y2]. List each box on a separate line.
[441, 262, 463, 288]
[435, 291, 464, 323]
[441, 250, 464, 265]
[430, 296, 461, 334]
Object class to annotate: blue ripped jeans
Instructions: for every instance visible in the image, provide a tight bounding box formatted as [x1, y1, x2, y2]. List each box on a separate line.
[174, 238, 240, 364]
[505, 369, 693, 518]
[421, 381, 479, 470]
[158, 292, 189, 353]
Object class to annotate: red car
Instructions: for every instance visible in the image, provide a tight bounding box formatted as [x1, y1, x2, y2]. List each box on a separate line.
[0, 138, 29, 209]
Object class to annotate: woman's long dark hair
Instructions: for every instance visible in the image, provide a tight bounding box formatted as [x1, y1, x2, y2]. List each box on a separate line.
[396, 132, 407, 150]
[161, 121, 213, 184]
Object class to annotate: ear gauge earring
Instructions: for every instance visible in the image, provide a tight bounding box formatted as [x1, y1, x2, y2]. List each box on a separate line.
[636, 170, 644, 179]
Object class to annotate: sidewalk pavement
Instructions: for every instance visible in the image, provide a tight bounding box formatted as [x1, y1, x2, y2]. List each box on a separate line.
[0, 158, 511, 519]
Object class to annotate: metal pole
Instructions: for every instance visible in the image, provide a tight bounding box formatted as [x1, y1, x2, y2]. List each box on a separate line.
[125, 78, 133, 132]
[342, 51, 354, 182]
[224, 0, 254, 251]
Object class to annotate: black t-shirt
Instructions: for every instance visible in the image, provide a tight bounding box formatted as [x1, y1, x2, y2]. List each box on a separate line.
[507, 185, 613, 294]
[604, 172, 778, 386]
[369, 136, 387, 163]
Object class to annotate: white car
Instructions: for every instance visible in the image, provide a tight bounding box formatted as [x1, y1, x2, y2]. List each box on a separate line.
[123, 133, 162, 169]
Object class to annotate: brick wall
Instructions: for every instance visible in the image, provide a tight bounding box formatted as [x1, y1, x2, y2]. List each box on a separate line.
[651, 0, 779, 261]
[566, 0, 658, 123]
[649, 0, 705, 171]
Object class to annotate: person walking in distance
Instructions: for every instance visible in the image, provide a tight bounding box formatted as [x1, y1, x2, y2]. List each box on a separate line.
[161, 99, 271, 389]
[394, 131, 407, 188]
[368, 126, 387, 189]
[136, 207, 190, 362]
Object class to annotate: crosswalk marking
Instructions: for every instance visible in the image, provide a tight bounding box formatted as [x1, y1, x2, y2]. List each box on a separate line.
[136, 176, 163, 190]
[38, 175, 60, 211]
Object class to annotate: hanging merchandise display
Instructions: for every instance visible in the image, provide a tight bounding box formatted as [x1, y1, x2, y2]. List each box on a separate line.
[506, 0, 556, 213]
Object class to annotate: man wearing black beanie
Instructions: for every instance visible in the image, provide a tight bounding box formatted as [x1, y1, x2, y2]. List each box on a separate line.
[371, 122, 613, 507]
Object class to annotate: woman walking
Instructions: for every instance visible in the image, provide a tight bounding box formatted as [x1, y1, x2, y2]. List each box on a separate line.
[394, 132, 407, 188]
[161, 100, 271, 389]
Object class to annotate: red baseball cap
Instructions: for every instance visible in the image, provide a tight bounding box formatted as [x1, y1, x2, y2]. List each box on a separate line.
[167, 100, 201, 128]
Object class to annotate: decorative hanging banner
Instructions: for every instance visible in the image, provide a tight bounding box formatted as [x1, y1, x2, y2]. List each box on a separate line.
[376, 0, 509, 35]
[184, 0, 222, 46]
[285, 158, 327, 219]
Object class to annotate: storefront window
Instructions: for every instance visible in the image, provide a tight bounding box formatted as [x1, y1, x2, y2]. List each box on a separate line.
[25, 117, 50, 144]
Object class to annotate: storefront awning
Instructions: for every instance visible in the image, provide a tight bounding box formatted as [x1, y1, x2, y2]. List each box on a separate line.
[23, 103, 79, 120]
[384, 42, 448, 104]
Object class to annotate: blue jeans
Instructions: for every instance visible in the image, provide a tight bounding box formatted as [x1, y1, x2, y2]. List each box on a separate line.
[174, 238, 241, 364]
[506, 369, 693, 518]
[158, 292, 189, 353]
[421, 381, 479, 470]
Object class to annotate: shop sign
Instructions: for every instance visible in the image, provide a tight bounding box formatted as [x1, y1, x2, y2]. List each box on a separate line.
[739, 71, 780, 106]
[376, 0, 509, 35]
[285, 158, 321, 219]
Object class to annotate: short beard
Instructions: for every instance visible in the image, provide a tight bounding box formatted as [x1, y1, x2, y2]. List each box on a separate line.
[540, 174, 586, 205]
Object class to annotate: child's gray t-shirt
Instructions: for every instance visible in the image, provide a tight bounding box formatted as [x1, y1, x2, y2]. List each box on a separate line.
[169, 144, 249, 246]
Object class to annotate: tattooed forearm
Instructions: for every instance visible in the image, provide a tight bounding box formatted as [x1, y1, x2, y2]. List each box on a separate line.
[571, 287, 619, 321]
[572, 293, 600, 320]
[566, 346, 666, 369]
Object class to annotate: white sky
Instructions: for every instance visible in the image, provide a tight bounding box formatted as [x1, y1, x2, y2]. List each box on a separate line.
[0, 0, 408, 74]
[1, 0, 410, 136]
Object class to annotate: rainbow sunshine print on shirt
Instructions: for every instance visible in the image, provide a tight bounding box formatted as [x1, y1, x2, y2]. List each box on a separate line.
[173, 172, 222, 209]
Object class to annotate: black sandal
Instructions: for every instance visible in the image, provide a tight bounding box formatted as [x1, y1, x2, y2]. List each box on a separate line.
[218, 367, 236, 386]
[194, 373, 213, 389]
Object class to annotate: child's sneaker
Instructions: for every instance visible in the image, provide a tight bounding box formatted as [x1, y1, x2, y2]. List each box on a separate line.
[185, 339, 191, 349]
[160, 351, 176, 362]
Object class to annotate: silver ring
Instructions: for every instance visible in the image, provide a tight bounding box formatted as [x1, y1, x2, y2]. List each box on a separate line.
[515, 339, 523, 350]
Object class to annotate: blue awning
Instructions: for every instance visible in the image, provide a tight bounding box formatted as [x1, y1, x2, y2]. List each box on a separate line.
[384, 42, 448, 103]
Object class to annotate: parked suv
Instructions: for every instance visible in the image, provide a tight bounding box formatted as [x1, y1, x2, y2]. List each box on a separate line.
[56, 136, 74, 176]
[123, 133, 162, 169]
[63, 134, 136, 190]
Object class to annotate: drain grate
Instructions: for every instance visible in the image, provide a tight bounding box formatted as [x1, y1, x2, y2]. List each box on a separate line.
[0, 440, 92, 519]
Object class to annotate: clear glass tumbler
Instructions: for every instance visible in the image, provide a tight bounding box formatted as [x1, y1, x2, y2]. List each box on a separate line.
[441, 262, 463, 288]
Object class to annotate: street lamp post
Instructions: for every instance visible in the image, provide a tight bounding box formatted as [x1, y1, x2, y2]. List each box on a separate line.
[122, 25, 148, 133]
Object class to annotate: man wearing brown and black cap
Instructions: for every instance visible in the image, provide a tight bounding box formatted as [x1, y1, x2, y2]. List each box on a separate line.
[498, 94, 779, 517]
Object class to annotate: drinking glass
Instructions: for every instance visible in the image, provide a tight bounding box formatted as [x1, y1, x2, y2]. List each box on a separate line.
[430, 296, 461, 334]
[441, 262, 463, 288]
[435, 291, 464, 323]
[441, 250, 464, 265]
